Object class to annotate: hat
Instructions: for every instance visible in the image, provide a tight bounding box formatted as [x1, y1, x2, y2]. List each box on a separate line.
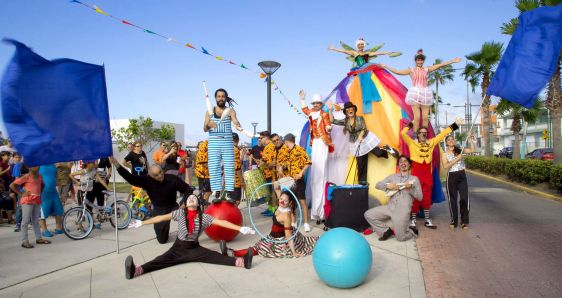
[311, 94, 323, 104]
[343, 101, 357, 112]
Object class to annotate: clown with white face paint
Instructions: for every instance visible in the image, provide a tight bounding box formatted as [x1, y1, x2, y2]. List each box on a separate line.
[124, 194, 256, 280]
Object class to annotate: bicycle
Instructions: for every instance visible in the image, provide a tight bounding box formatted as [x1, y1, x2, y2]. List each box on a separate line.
[129, 186, 153, 221]
[62, 190, 132, 240]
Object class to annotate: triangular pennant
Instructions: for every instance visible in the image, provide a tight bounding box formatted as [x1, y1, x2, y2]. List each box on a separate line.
[69, 0, 82, 4]
[121, 20, 134, 26]
[241, 64, 248, 69]
[228, 60, 236, 65]
[215, 56, 223, 61]
[201, 47, 211, 55]
[93, 5, 108, 16]
[144, 29, 157, 35]
[185, 43, 195, 49]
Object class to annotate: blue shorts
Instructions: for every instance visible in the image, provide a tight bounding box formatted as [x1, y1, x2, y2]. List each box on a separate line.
[41, 191, 64, 218]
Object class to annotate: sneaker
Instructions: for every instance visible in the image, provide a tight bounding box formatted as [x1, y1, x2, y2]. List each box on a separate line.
[304, 223, 311, 232]
[125, 256, 135, 280]
[54, 229, 64, 235]
[211, 191, 222, 204]
[449, 221, 458, 228]
[461, 223, 469, 230]
[424, 219, 437, 229]
[260, 210, 270, 215]
[378, 228, 394, 241]
[225, 192, 236, 204]
[409, 226, 419, 236]
[14, 225, 21, 232]
[409, 219, 417, 228]
[42, 230, 53, 238]
[219, 240, 228, 256]
[383, 145, 400, 159]
[243, 248, 253, 269]
[262, 210, 274, 217]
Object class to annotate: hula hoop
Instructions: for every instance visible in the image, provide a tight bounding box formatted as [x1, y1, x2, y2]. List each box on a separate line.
[247, 182, 303, 244]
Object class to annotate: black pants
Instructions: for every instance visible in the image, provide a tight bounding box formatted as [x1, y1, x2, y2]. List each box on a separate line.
[153, 205, 177, 244]
[356, 147, 387, 183]
[141, 239, 236, 273]
[446, 170, 469, 224]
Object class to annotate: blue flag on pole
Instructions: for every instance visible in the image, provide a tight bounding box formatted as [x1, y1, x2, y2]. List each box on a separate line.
[487, 4, 562, 108]
[1, 39, 112, 166]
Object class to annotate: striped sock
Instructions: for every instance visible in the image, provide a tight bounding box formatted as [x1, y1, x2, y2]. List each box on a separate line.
[424, 209, 430, 220]
[411, 213, 416, 220]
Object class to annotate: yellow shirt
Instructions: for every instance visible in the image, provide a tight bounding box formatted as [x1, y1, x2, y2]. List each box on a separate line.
[234, 145, 242, 188]
[400, 126, 452, 164]
[261, 142, 276, 179]
[280, 145, 311, 179]
[275, 144, 290, 177]
[195, 141, 210, 179]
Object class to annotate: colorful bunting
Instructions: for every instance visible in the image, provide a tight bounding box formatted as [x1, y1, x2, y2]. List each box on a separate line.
[70, 0, 306, 118]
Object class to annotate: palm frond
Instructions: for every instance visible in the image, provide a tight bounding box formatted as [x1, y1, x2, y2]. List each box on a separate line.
[501, 18, 518, 35]
[515, 0, 540, 12]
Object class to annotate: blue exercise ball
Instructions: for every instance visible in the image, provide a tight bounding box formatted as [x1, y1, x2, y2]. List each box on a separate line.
[312, 227, 372, 288]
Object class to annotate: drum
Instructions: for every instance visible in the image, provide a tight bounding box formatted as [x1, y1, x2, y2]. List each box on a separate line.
[243, 169, 270, 200]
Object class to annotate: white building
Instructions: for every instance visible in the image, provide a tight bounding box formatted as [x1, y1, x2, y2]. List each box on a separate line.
[496, 110, 558, 155]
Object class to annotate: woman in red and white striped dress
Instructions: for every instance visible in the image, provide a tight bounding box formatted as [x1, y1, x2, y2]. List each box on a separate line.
[381, 50, 461, 133]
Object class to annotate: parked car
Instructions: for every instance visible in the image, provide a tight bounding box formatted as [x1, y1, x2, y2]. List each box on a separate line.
[525, 148, 553, 160]
[498, 147, 513, 159]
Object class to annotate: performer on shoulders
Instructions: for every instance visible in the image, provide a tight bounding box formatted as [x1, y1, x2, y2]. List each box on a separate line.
[381, 50, 461, 133]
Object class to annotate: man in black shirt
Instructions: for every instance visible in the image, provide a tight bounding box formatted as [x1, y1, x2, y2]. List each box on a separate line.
[110, 157, 193, 244]
[124, 141, 148, 176]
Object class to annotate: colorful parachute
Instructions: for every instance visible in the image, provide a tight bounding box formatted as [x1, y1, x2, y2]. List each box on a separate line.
[301, 62, 445, 205]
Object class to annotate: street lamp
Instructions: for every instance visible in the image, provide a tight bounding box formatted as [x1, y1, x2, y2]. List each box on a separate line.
[258, 61, 281, 133]
[251, 122, 258, 136]
[435, 102, 451, 129]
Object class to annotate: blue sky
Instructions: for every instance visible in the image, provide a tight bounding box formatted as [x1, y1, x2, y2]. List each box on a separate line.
[0, 0, 518, 143]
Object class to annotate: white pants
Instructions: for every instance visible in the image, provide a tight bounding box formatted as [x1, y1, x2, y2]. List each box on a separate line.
[306, 138, 329, 220]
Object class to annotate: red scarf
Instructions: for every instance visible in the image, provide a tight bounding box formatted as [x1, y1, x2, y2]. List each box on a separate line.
[187, 209, 198, 235]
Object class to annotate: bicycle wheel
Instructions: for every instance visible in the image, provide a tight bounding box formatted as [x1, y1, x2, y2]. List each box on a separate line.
[109, 200, 132, 230]
[63, 207, 94, 240]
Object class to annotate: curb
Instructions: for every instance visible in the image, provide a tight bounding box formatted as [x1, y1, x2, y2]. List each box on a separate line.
[466, 169, 562, 203]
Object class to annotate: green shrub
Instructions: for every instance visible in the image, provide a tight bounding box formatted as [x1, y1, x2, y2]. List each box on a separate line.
[465, 156, 560, 188]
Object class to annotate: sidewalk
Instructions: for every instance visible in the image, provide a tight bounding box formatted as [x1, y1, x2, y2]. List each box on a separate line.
[0, 201, 425, 298]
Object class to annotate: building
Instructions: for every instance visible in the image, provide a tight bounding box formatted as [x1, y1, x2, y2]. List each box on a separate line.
[496, 108, 558, 157]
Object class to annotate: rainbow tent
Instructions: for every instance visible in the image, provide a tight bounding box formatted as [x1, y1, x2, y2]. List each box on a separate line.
[301, 62, 445, 205]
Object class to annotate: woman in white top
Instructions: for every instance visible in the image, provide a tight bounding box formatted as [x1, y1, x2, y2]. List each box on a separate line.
[441, 134, 475, 229]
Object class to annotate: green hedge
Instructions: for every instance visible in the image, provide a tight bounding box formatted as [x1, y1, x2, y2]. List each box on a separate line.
[464, 156, 562, 190]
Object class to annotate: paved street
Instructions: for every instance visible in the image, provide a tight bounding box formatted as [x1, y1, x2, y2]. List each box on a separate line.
[417, 173, 562, 297]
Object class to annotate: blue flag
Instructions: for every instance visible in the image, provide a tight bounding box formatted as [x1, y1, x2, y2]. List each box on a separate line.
[1, 39, 112, 166]
[487, 4, 562, 108]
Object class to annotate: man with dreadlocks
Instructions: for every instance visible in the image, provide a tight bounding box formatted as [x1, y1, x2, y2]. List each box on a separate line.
[204, 88, 244, 203]
[124, 194, 256, 279]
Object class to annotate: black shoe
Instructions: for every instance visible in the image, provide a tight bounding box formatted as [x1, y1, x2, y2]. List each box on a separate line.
[316, 219, 321, 225]
[125, 255, 135, 280]
[212, 191, 222, 204]
[383, 145, 400, 159]
[449, 221, 458, 228]
[219, 240, 228, 256]
[410, 226, 419, 236]
[378, 228, 394, 241]
[225, 192, 236, 204]
[243, 248, 253, 269]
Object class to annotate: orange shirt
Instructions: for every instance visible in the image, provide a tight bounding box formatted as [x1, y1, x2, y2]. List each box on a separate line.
[195, 141, 210, 179]
[261, 142, 276, 180]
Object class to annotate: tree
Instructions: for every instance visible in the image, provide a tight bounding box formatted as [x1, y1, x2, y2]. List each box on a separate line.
[496, 99, 542, 159]
[501, 0, 562, 163]
[463, 41, 504, 157]
[428, 58, 456, 129]
[111, 116, 175, 152]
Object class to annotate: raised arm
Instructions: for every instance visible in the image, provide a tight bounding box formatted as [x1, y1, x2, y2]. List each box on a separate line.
[109, 157, 147, 188]
[380, 63, 411, 76]
[299, 90, 311, 115]
[328, 45, 356, 56]
[400, 123, 415, 148]
[430, 118, 462, 146]
[428, 57, 461, 72]
[203, 111, 217, 132]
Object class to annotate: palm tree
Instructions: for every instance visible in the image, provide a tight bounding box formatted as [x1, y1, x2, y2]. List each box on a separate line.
[428, 59, 455, 130]
[496, 99, 542, 159]
[463, 41, 504, 157]
[501, 0, 562, 163]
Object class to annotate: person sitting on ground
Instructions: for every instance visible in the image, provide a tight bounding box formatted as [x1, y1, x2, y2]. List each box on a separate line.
[364, 155, 422, 241]
[10, 166, 51, 248]
[124, 194, 255, 279]
[220, 181, 319, 258]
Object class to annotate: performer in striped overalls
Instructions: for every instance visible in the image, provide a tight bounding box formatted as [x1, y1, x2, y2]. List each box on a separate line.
[203, 88, 243, 203]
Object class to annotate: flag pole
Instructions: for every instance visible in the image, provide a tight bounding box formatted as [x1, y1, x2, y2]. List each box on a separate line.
[112, 162, 120, 254]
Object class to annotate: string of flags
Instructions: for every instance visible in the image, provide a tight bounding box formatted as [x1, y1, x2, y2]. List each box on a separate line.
[70, 0, 306, 118]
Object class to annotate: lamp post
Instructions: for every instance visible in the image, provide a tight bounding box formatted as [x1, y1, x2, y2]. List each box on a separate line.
[258, 61, 281, 133]
[251, 122, 258, 136]
[435, 102, 451, 130]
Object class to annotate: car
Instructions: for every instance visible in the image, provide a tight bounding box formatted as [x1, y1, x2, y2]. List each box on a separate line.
[498, 147, 513, 158]
[525, 148, 553, 160]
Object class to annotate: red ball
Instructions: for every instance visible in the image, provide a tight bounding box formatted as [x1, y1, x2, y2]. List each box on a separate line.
[204, 201, 243, 242]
